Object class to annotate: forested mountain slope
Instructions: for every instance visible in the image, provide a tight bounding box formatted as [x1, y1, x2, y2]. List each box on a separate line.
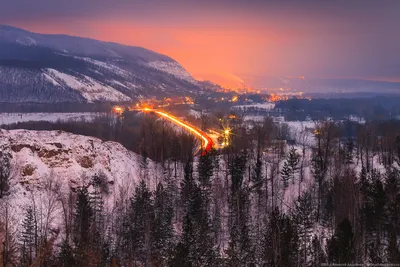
[0, 25, 203, 103]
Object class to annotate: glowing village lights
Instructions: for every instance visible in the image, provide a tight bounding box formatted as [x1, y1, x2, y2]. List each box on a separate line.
[112, 106, 124, 115]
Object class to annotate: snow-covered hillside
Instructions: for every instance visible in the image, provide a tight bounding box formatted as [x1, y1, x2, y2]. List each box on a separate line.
[0, 129, 161, 240]
[0, 25, 206, 103]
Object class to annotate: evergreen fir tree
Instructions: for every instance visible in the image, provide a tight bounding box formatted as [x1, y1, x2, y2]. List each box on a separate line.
[281, 147, 300, 188]
[363, 172, 386, 263]
[58, 240, 75, 267]
[177, 160, 220, 266]
[262, 208, 298, 267]
[123, 179, 153, 265]
[345, 138, 354, 164]
[151, 182, 175, 266]
[293, 191, 315, 267]
[90, 174, 106, 236]
[20, 206, 36, 266]
[327, 218, 355, 264]
[73, 187, 93, 266]
[0, 150, 11, 198]
[311, 236, 326, 267]
[226, 151, 254, 266]
[385, 167, 400, 263]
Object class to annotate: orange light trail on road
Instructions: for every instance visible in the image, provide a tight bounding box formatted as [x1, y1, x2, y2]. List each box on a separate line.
[141, 108, 212, 155]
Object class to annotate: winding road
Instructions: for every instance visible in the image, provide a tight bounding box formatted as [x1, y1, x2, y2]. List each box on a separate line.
[140, 108, 213, 156]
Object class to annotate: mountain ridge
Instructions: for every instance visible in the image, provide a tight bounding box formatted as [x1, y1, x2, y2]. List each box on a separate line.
[0, 25, 205, 103]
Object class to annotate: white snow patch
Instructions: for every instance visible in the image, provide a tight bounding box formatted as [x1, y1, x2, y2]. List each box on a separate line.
[78, 57, 130, 78]
[109, 80, 128, 88]
[44, 69, 131, 102]
[147, 61, 197, 83]
[232, 102, 275, 111]
[188, 109, 202, 119]
[43, 73, 60, 86]
[16, 36, 36, 46]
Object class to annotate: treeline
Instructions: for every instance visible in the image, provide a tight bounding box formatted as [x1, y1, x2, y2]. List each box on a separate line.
[0, 102, 121, 113]
[1, 116, 400, 266]
[1, 111, 200, 164]
[276, 96, 400, 121]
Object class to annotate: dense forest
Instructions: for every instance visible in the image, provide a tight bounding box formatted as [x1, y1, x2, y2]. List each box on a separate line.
[1, 113, 400, 266]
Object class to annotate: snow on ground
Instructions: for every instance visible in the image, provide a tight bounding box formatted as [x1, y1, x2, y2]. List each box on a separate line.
[243, 115, 265, 122]
[78, 57, 130, 78]
[109, 80, 129, 88]
[147, 61, 197, 83]
[16, 36, 37, 46]
[0, 112, 103, 125]
[232, 102, 275, 111]
[44, 68, 131, 102]
[188, 109, 202, 119]
[0, 129, 161, 241]
[346, 115, 366, 124]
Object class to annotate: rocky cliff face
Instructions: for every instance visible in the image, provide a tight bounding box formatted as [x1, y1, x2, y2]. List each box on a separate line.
[0, 129, 162, 240]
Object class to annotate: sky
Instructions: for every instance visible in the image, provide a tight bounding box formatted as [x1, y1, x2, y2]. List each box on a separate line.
[1, 0, 399, 87]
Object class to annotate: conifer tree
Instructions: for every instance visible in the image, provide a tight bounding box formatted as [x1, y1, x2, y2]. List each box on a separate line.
[90, 174, 106, 236]
[123, 179, 153, 266]
[173, 160, 220, 266]
[20, 207, 36, 266]
[151, 182, 174, 266]
[226, 151, 254, 266]
[73, 187, 93, 266]
[281, 147, 300, 188]
[262, 208, 298, 267]
[293, 191, 315, 266]
[0, 150, 11, 198]
[327, 218, 355, 264]
[58, 240, 75, 267]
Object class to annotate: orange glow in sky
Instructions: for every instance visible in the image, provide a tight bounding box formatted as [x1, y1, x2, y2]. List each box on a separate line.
[7, 1, 400, 87]
[11, 18, 293, 88]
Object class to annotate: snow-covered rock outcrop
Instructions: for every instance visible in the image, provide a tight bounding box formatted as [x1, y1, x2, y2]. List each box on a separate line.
[0, 129, 161, 241]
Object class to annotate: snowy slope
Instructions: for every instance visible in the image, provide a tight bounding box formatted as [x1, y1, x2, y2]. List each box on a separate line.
[0, 129, 161, 239]
[0, 25, 205, 103]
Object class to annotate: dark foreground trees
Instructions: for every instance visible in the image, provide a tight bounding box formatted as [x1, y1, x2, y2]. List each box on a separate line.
[2, 118, 400, 266]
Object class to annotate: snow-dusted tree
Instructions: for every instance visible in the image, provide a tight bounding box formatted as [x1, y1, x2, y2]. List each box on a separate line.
[122, 179, 153, 266]
[226, 151, 255, 266]
[151, 182, 174, 266]
[90, 173, 107, 233]
[20, 207, 37, 266]
[0, 202, 19, 266]
[262, 208, 298, 267]
[281, 146, 300, 188]
[170, 160, 220, 266]
[0, 150, 11, 198]
[293, 190, 316, 267]
[73, 187, 94, 266]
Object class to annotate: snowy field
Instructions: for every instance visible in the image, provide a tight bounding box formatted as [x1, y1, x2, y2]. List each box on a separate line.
[0, 112, 104, 125]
